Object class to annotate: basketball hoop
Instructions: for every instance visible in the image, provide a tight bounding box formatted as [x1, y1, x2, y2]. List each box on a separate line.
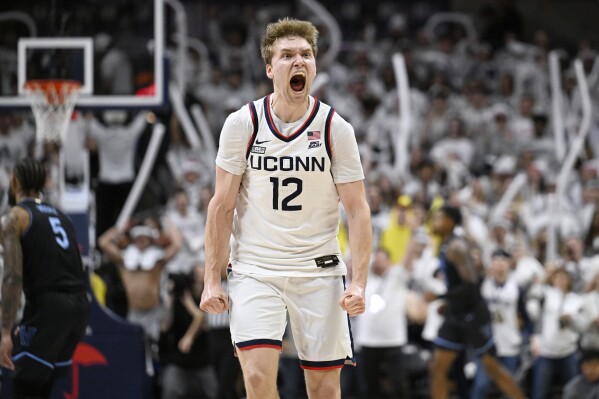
[24, 80, 81, 144]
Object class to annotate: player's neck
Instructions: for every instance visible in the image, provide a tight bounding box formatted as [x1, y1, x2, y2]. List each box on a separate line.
[16, 191, 41, 203]
[270, 93, 310, 123]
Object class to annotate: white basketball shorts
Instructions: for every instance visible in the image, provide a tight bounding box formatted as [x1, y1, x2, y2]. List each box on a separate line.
[227, 266, 356, 370]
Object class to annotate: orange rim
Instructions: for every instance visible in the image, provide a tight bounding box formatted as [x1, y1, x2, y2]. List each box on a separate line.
[24, 79, 81, 105]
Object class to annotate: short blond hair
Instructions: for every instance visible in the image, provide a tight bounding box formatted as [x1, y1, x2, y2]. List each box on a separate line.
[260, 18, 318, 65]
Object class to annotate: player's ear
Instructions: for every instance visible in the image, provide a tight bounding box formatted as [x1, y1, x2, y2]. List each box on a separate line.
[9, 174, 19, 193]
[8, 175, 19, 206]
[266, 64, 274, 80]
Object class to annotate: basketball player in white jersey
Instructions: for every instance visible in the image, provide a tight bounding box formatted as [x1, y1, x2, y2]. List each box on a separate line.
[200, 18, 372, 399]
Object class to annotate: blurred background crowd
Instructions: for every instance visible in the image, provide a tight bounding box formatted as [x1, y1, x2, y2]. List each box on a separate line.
[1, 0, 599, 398]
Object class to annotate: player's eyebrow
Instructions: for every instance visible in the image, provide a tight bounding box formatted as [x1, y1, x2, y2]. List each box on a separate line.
[280, 47, 313, 54]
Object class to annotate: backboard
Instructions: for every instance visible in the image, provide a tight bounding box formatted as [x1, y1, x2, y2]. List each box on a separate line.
[0, 0, 165, 109]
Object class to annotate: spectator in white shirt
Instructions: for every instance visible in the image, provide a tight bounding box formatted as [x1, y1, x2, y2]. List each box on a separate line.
[471, 250, 531, 399]
[88, 111, 148, 241]
[524, 113, 554, 164]
[528, 267, 585, 399]
[460, 80, 490, 137]
[510, 93, 536, 144]
[0, 112, 26, 172]
[510, 241, 545, 289]
[431, 117, 474, 189]
[482, 217, 516, 265]
[579, 272, 599, 351]
[355, 248, 410, 398]
[562, 235, 599, 292]
[164, 189, 205, 274]
[486, 103, 518, 159]
[431, 117, 474, 167]
[420, 87, 452, 150]
[403, 158, 442, 206]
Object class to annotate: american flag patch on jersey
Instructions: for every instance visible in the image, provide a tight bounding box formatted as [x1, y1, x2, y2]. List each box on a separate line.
[307, 130, 321, 140]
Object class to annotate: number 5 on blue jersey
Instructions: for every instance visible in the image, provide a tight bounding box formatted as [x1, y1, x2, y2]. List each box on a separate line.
[49, 217, 70, 249]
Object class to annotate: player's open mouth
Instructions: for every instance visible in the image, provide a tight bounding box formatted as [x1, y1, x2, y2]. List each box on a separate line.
[290, 72, 306, 92]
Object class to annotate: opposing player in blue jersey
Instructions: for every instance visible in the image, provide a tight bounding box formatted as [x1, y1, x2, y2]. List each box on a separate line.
[429, 205, 525, 399]
[200, 18, 372, 399]
[0, 158, 90, 399]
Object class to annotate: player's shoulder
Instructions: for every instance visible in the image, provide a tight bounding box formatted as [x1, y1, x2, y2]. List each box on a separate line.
[316, 101, 354, 136]
[2, 205, 31, 236]
[225, 96, 267, 130]
[249, 95, 267, 114]
[331, 111, 353, 131]
[13, 200, 34, 218]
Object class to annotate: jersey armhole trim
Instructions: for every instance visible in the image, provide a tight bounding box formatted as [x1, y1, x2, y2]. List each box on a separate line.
[16, 205, 33, 238]
[324, 108, 335, 161]
[245, 101, 259, 159]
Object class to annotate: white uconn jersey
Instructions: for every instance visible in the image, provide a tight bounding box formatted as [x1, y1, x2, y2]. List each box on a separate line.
[216, 95, 364, 276]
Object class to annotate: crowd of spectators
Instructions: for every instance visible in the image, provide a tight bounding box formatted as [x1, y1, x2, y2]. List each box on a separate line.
[1, 0, 599, 398]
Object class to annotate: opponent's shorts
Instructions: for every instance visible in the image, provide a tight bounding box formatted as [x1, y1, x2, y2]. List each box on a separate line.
[434, 301, 495, 356]
[228, 268, 355, 370]
[12, 291, 90, 384]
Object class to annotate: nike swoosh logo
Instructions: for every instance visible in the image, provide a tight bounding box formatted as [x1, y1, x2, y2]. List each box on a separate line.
[255, 139, 270, 145]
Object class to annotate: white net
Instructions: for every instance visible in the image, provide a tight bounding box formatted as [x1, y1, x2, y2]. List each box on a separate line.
[24, 80, 81, 144]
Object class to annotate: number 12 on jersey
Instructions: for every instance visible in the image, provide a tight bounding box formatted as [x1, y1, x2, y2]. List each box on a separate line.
[270, 177, 303, 211]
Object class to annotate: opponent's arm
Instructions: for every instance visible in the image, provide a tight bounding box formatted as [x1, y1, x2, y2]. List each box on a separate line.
[337, 180, 372, 315]
[200, 166, 242, 313]
[1, 208, 28, 330]
[445, 238, 478, 283]
[0, 207, 29, 369]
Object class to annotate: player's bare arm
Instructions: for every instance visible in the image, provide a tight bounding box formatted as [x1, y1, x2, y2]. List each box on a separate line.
[337, 180, 371, 316]
[0, 207, 29, 369]
[98, 225, 125, 266]
[200, 166, 242, 314]
[446, 238, 478, 283]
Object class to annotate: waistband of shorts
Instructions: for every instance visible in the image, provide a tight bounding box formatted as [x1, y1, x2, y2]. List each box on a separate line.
[26, 287, 87, 299]
[229, 259, 346, 277]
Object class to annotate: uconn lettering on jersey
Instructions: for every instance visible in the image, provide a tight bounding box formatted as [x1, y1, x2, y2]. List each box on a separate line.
[248, 154, 326, 172]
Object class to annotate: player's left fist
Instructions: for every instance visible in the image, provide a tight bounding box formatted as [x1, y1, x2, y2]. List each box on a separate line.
[339, 285, 366, 316]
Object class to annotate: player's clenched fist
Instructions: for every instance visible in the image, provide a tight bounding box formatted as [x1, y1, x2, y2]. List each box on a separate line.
[338, 284, 366, 316]
[200, 283, 229, 313]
